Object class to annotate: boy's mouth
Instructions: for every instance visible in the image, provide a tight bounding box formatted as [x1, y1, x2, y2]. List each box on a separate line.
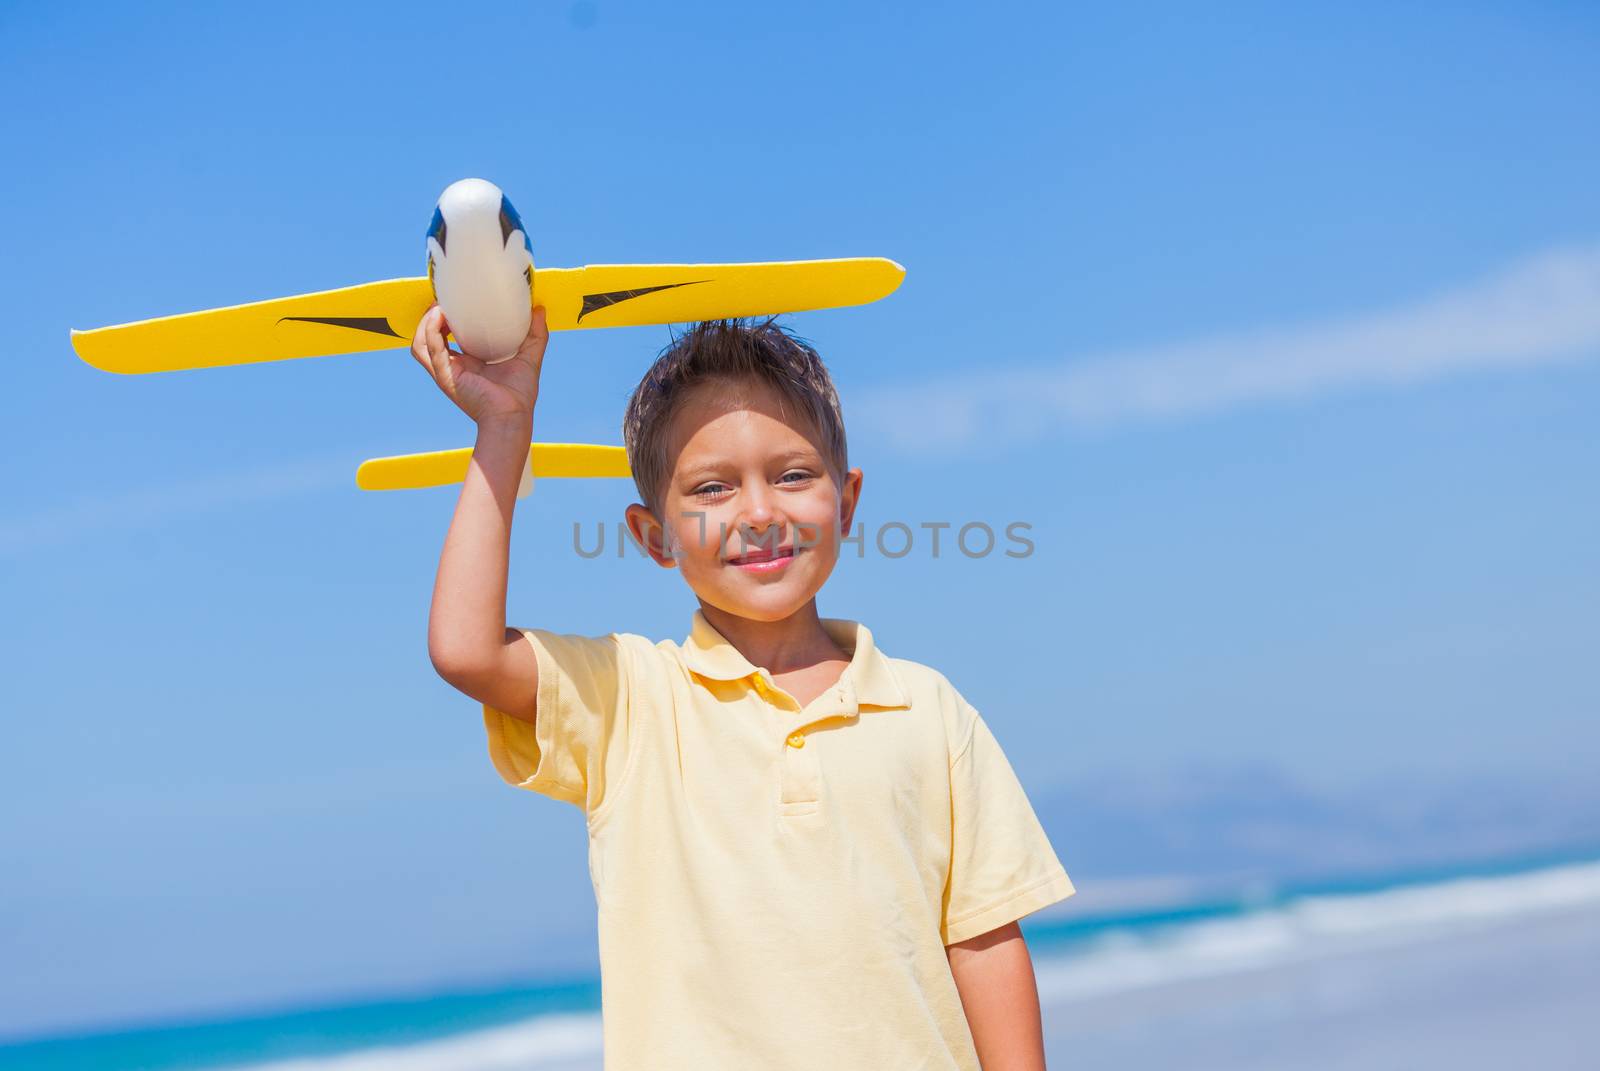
[726, 544, 800, 570]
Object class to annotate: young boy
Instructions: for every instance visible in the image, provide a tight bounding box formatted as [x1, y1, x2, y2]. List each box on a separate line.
[415, 303, 1074, 1070]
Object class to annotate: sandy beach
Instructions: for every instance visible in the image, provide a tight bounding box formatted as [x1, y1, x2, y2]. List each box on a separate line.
[450, 880, 1600, 1071]
[13, 862, 1596, 1070]
[1037, 900, 1600, 1070]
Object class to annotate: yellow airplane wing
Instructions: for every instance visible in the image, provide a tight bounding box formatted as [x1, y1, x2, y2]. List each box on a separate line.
[356, 442, 630, 491]
[535, 257, 905, 331]
[71, 257, 904, 374]
[72, 277, 436, 375]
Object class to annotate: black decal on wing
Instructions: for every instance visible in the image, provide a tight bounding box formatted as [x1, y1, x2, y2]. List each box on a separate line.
[279, 316, 402, 338]
[578, 280, 711, 322]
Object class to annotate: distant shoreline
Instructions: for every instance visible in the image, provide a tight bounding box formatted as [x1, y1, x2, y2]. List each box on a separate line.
[5, 848, 1600, 1070]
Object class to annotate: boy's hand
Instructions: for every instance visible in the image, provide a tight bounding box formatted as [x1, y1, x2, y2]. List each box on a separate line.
[411, 305, 548, 424]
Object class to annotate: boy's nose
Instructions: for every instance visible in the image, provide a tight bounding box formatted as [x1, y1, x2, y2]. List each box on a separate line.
[740, 484, 778, 524]
[737, 518, 785, 551]
[735, 489, 785, 547]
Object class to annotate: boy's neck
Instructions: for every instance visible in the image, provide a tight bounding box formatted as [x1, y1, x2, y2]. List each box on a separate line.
[697, 598, 849, 676]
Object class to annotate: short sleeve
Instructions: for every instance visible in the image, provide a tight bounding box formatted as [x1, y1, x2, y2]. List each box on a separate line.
[482, 628, 635, 817]
[941, 707, 1075, 945]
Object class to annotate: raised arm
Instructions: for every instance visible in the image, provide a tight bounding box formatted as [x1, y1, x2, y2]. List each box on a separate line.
[412, 303, 549, 722]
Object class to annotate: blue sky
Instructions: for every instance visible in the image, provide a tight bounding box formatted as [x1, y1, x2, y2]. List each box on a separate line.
[3, 0, 1598, 1040]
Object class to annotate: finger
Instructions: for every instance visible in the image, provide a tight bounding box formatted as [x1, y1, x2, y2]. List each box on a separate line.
[425, 306, 452, 359]
[514, 306, 550, 369]
[410, 303, 438, 371]
[414, 307, 449, 391]
[423, 308, 459, 396]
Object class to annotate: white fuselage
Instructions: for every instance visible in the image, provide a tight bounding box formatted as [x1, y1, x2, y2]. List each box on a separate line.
[425, 178, 534, 363]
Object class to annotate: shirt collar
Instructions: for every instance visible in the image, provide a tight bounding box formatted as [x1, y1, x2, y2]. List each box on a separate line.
[682, 609, 910, 710]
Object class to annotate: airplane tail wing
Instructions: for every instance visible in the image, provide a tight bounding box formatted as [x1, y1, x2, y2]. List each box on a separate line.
[356, 442, 631, 491]
[71, 278, 436, 374]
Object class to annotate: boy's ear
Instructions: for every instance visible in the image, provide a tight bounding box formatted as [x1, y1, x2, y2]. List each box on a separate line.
[624, 502, 678, 568]
[840, 467, 863, 534]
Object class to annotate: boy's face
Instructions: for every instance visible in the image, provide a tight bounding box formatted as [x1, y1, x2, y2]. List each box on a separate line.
[625, 377, 862, 624]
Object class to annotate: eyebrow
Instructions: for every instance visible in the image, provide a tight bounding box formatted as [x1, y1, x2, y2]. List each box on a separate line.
[677, 465, 726, 486]
[675, 449, 823, 486]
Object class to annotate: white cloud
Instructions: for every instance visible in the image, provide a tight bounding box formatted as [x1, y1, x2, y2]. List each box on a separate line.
[857, 244, 1600, 450]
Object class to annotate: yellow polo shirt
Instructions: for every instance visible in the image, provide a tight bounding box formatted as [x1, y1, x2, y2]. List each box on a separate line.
[482, 610, 1074, 1070]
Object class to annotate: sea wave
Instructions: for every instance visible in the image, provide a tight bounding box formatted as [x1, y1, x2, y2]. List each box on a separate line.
[228, 1012, 602, 1071]
[1032, 858, 1600, 1004]
[206, 859, 1600, 1071]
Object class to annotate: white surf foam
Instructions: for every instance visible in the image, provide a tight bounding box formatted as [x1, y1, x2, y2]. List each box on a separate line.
[228, 1011, 601, 1071]
[218, 859, 1600, 1070]
[1032, 859, 1600, 1004]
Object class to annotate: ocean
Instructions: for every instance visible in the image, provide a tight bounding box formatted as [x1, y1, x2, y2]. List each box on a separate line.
[6, 850, 1599, 1070]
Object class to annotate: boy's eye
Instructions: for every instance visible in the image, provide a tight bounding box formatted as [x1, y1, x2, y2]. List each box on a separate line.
[693, 483, 730, 499]
[779, 471, 813, 484]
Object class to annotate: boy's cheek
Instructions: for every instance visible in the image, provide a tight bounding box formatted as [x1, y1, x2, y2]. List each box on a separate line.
[672, 515, 729, 560]
[794, 521, 827, 551]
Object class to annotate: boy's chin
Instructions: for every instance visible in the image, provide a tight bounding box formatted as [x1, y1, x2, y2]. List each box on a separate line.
[688, 577, 826, 625]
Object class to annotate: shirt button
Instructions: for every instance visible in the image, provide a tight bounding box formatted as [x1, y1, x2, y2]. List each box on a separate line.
[786, 732, 805, 749]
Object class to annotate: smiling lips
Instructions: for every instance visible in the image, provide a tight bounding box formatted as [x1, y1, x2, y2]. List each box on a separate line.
[726, 543, 800, 571]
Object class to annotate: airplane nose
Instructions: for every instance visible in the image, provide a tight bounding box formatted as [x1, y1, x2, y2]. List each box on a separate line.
[426, 178, 534, 363]
[436, 177, 502, 218]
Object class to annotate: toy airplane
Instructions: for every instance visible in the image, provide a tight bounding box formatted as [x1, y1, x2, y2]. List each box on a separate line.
[71, 178, 905, 493]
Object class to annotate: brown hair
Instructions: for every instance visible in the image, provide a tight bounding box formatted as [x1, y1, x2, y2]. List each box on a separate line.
[622, 318, 849, 517]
